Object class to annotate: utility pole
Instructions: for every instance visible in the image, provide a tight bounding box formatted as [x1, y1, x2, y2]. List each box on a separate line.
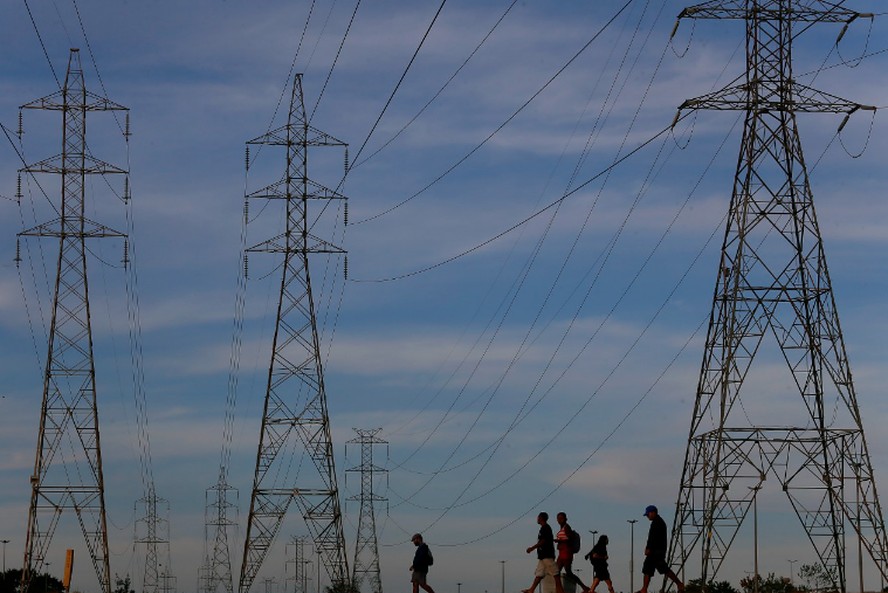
[347, 429, 388, 593]
[668, 3, 888, 591]
[627, 520, 637, 593]
[239, 73, 350, 593]
[18, 48, 129, 593]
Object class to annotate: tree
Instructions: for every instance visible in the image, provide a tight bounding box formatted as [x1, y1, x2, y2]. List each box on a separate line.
[739, 573, 792, 593]
[686, 577, 740, 593]
[797, 564, 838, 593]
[324, 579, 359, 593]
[112, 575, 134, 593]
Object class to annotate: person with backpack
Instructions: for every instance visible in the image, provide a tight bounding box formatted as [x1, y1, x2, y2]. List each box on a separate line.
[410, 533, 437, 593]
[585, 534, 616, 593]
[556, 512, 589, 593]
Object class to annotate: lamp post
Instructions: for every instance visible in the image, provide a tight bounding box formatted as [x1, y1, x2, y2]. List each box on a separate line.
[627, 520, 638, 593]
[500, 560, 506, 593]
[1, 539, 9, 573]
[788, 560, 797, 586]
[458, 583, 462, 593]
[749, 485, 762, 593]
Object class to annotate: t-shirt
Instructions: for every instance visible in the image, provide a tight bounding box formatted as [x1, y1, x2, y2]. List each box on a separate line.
[646, 514, 668, 557]
[556, 523, 572, 559]
[413, 543, 432, 573]
[537, 523, 555, 559]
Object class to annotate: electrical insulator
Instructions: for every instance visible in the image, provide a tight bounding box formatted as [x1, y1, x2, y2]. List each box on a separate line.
[125, 113, 131, 138]
[15, 239, 21, 266]
[123, 177, 130, 203]
[344, 202, 348, 226]
[17, 111, 23, 137]
[344, 147, 349, 173]
[16, 174, 22, 201]
[243, 253, 249, 279]
[122, 240, 130, 269]
[344, 255, 348, 280]
[245, 146, 250, 171]
[244, 199, 249, 224]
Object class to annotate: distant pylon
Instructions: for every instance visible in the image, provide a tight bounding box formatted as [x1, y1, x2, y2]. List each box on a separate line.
[17, 48, 128, 593]
[238, 73, 350, 593]
[136, 489, 171, 593]
[285, 537, 308, 593]
[200, 475, 237, 593]
[347, 429, 388, 593]
[668, 3, 888, 591]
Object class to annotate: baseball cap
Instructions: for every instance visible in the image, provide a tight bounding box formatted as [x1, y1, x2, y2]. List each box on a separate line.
[643, 505, 657, 515]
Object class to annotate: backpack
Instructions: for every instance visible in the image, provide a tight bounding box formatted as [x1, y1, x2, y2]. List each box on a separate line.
[568, 529, 581, 554]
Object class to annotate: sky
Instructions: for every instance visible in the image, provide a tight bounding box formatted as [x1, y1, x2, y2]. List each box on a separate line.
[2, 2, 888, 593]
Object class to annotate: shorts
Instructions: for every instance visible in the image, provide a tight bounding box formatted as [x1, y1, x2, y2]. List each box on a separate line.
[593, 566, 611, 581]
[534, 558, 559, 579]
[642, 554, 670, 577]
[412, 571, 428, 585]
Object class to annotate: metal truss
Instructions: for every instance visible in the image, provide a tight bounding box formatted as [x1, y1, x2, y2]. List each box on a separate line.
[239, 73, 350, 593]
[668, 2, 888, 591]
[18, 49, 128, 593]
[347, 429, 387, 593]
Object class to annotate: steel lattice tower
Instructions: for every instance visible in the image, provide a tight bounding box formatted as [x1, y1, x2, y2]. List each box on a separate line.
[239, 73, 350, 593]
[346, 429, 387, 593]
[668, 2, 888, 591]
[201, 477, 237, 593]
[17, 48, 128, 593]
[136, 489, 171, 593]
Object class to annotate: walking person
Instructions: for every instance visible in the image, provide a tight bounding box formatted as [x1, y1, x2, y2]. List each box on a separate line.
[637, 505, 684, 593]
[410, 533, 437, 593]
[522, 512, 565, 593]
[555, 512, 588, 593]
[584, 535, 615, 593]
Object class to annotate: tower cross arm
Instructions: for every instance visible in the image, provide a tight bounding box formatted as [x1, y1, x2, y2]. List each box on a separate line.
[21, 89, 128, 112]
[676, 81, 875, 115]
[676, 1, 865, 22]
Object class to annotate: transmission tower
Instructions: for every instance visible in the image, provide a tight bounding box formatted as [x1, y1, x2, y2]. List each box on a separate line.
[16, 48, 128, 593]
[285, 537, 309, 593]
[238, 73, 350, 593]
[200, 475, 238, 593]
[136, 489, 171, 593]
[346, 429, 388, 593]
[668, 3, 888, 591]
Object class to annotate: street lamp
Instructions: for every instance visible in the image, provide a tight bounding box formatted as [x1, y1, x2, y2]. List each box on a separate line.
[749, 485, 762, 593]
[627, 520, 638, 593]
[788, 560, 797, 585]
[458, 582, 462, 593]
[500, 560, 506, 593]
[1, 540, 9, 573]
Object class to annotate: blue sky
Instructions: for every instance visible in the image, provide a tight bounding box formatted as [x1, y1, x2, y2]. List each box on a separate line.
[2, 2, 888, 593]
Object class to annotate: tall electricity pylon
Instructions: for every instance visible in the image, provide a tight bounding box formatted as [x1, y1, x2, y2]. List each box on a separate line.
[347, 429, 387, 593]
[17, 48, 128, 593]
[239, 73, 350, 593]
[668, 3, 888, 591]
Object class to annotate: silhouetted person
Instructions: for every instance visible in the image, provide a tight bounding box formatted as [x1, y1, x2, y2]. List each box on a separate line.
[637, 505, 683, 593]
[522, 512, 565, 593]
[410, 533, 437, 593]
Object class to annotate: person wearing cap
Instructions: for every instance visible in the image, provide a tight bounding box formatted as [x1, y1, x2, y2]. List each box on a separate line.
[637, 505, 683, 593]
[522, 512, 565, 593]
[410, 533, 436, 593]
